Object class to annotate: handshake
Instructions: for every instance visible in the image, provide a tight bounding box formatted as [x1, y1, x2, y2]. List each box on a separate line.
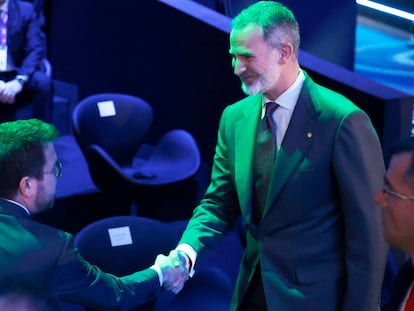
[154, 250, 191, 294]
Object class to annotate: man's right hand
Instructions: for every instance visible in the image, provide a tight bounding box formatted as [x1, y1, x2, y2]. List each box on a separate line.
[0, 79, 23, 104]
[154, 254, 189, 294]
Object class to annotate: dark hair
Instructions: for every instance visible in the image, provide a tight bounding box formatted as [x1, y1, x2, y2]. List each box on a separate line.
[0, 119, 59, 198]
[232, 1, 300, 58]
[389, 136, 414, 179]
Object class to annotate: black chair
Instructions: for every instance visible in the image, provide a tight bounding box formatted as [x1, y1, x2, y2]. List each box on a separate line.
[154, 267, 233, 311]
[74, 216, 180, 276]
[74, 216, 235, 311]
[72, 93, 201, 220]
[74, 215, 182, 311]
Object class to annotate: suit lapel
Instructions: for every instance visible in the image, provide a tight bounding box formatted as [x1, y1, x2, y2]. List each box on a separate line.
[235, 96, 262, 219]
[264, 76, 321, 216]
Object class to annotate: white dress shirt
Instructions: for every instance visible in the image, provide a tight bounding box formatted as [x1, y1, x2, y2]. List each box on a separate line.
[263, 69, 305, 149]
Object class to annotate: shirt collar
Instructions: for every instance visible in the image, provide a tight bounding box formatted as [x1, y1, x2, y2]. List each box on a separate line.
[0, 197, 30, 215]
[262, 69, 305, 112]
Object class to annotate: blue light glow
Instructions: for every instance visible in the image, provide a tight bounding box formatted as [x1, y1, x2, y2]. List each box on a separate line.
[356, 0, 414, 21]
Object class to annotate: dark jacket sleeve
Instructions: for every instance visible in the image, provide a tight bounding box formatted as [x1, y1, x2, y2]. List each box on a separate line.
[54, 232, 161, 311]
[8, 1, 46, 76]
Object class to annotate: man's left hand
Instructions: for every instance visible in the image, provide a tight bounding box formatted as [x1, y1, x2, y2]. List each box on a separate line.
[0, 80, 23, 104]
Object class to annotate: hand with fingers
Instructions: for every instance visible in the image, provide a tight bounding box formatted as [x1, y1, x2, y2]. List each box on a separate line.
[154, 252, 189, 294]
[0, 79, 23, 104]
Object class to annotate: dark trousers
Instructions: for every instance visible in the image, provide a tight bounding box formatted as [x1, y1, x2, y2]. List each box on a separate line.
[0, 70, 53, 123]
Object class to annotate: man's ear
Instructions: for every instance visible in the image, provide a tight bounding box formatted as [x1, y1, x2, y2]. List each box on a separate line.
[19, 176, 35, 198]
[278, 43, 293, 64]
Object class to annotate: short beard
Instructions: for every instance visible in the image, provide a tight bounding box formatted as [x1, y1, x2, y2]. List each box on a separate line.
[241, 65, 281, 96]
[241, 76, 266, 95]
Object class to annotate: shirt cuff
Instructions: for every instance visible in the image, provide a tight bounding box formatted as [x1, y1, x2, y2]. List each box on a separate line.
[176, 243, 197, 277]
[15, 75, 29, 85]
[149, 265, 163, 286]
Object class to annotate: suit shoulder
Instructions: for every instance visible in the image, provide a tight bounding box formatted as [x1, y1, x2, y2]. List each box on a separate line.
[21, 217, 72, 244]
[312, 82, 363, 117]
[223, 95, 259, 116]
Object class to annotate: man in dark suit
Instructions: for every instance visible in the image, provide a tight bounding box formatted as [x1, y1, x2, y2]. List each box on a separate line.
[0, 119, 188, 310]
[0, 0, 53, 123]
[166, 1, 387, 310]
[376, 137, 414, 311]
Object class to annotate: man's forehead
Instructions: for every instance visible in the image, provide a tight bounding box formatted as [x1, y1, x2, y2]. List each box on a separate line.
[43, 142, 57, 158]
[230, 24, 263, 41]
[229, 25, 266, 54]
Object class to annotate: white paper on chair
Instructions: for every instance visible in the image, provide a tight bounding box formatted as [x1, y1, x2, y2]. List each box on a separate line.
[108, 226, 133, 247]
[97, 100, 116, 117]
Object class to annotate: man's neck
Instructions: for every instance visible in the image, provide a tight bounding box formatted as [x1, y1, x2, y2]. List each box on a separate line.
[264, 63, 301, 100]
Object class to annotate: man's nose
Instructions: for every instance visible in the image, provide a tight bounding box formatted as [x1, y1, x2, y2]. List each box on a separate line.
[233, 58, 245, 75]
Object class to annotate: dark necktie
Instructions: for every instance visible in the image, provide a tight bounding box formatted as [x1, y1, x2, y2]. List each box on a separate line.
[253, 102, 279, 222]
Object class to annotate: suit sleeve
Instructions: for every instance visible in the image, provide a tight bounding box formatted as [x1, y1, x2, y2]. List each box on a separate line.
[333, 111, 388, 311]
[53, 233, 161, 311]
[16, 3, 45, 76]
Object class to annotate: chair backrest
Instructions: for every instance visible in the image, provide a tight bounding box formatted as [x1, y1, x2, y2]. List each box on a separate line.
[72, 93, 153, 165]
[85, 144, 143, 198]
[137, 129, 201, 185]
[155, 267, 233, 311]
[74, 216, 181, 276]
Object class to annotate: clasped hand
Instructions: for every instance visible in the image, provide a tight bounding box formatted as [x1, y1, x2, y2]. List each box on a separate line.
[155, 250, 190, 294]
[0, 80, 23, 104]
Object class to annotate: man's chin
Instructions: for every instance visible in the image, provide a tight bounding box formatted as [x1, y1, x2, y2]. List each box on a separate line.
[242, 82, 263, 96]
[42, 199, 55, 211]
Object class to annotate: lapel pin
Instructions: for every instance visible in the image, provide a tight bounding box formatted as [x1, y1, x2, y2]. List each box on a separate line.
[307, 132, 312, 138]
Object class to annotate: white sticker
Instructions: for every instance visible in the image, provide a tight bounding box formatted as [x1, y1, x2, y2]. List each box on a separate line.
[97, 100, 116, 117]
[108, 226, 133, 247]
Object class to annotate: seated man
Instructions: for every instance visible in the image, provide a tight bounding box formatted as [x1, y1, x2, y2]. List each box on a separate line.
[0, 119, 189, 310]
[0, 0, 53, 123]
[375, 137, 414, 310]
